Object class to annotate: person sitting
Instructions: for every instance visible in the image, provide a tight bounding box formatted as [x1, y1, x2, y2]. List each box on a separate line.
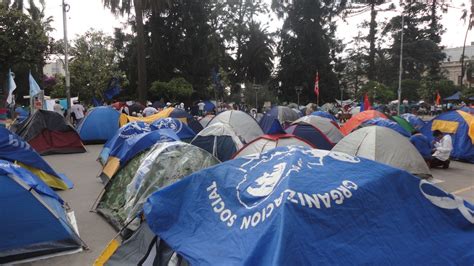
[409, 130, 432, 166]
[431, 130, 453, 169]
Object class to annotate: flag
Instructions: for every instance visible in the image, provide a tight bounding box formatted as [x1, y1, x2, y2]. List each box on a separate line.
[435, 91, 441, 105]
[314, 71, 320, 96]
[6, 69, 16, 105]
[104, 77, 121, 100]
[363, 93, 372, 110]
[29, 71, 42, 97]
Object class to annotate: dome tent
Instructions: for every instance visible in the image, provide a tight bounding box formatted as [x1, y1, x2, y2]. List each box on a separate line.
[207, 110, 263, 143]
[13, 110, 86, 155]
[95, 142, 218, 230]
[420, 110, 474, 163]
[77, 106, 120, 143]
[362, 117, 410, 137]
[99, 129, 179, 183]
[0, 160, 85, 264]
[233, 134, 315, 158]
[190, 122, 244, 161]
[340, 110, 387, 135]
[259, 106, 301, 133]
[151, 117, 196, 141]
[0, 127, 73, 190]
[401, 113, 425, 130]
[311, 111, 337, 122]
[332, 126, 431, 178]
[98, 121, 155, 165]
[391, 115, 415, 133]
[143, 147, 473, 265]
[285, 116, 343, 150]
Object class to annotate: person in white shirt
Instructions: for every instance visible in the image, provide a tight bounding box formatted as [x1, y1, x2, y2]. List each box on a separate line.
[197, 100, 205, 116]
[142, 104, 158, 117]
[431, 130, 453, 169]
[53, 100, 64, 116]
[71, 100, 85, 125]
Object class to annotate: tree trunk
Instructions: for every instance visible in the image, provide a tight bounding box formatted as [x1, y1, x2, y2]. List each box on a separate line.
[367, 1, 377, 81]
[134, 0, 147, 104]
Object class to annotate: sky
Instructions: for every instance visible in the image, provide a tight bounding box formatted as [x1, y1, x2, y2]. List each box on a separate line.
[44, 0, 473, 49]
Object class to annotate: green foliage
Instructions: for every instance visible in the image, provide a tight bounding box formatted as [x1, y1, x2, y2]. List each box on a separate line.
[398, 79, 420, 101]
[69, 30, 127, 103]
[46, 74, 66, 98]
[359, 81, 395, 103]
[418, 78, 458, 103]
[150, 77, 193, 101]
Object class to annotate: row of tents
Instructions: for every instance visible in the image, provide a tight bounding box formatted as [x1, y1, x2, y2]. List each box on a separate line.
[2, 104, 473, 263]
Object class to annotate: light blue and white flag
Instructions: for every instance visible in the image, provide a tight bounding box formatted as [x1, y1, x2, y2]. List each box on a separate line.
[6, 69, 16, 105]
[29, 71, 41, 97]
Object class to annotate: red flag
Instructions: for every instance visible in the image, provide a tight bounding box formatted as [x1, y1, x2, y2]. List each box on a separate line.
[314, 71, 320, 97]
[363, 93, 372, 110]
[435, 91, 441, 105]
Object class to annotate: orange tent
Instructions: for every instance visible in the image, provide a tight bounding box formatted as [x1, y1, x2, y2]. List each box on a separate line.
[340, 110, 387, 135]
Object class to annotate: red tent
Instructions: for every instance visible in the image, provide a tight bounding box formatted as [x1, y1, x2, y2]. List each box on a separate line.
[13, 110, 86, 155]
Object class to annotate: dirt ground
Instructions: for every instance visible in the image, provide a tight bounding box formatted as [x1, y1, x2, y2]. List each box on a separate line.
[20, 144, 474, 266]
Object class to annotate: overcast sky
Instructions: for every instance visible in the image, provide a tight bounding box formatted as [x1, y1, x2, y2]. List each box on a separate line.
[44, 0, 473, 49]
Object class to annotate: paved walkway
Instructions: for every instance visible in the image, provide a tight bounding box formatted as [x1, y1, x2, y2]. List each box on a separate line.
[21, 145, 473, 265]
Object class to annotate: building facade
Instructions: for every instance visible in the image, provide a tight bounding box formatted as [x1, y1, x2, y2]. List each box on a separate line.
[440, 45, 474, 86]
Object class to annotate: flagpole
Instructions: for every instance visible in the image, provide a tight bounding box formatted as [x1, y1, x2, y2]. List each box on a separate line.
[397, 14, 404, 116]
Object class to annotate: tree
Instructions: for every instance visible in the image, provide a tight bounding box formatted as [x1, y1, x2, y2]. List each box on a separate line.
[102, 0, 171, 104]
[69, 30, 126, 103]
[0, 7, 50, 106]
[273, 0, 345, 104]
[149, 77, 193, 101]
[359, 81, 395, 103]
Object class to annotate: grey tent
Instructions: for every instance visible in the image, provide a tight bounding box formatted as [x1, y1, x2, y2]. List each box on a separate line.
[207, 110, 263, 143]
[98, 222, 188, 266]
[332, 126, 431, 178]
[96, 142, 219, 230]
[292, 115, 344, 144]
[190, 122, 244, 161]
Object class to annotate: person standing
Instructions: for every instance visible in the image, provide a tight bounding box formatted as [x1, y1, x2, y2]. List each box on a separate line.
[197, 100, 205, 116]
[431, 130, 453, 169]
[71, 100, 85, 126]
[53, 100, 64, 116]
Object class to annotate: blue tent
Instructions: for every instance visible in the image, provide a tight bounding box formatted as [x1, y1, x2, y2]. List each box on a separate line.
[98, 121, 156, 165]
[144, 147, 474, 265]
[362, 117, 410, 137]
[0, 160, 84, 263]
[77, 106, 120, 143]
[100, 129, 179, 182]
[259, 106, 300, 134]
[401, 113, 426, 130]
[151, 118, 196, 140]
[285, 123, 335, 150]
[169, 108, 203, 133]
[311, 111, 337, 122]
[0, 127, 73, 190]
[14, 107, 29, 122]
[203, 100, 216, 112]
[444, 91, 462, 101]
[421, 110, 474, 163]
[460, 106, 474, 115]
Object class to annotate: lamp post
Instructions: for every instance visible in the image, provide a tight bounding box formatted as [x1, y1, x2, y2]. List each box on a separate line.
[62, 0, 71, 119]
[295, 86, 303, 107]
[253, 83, 262, 111]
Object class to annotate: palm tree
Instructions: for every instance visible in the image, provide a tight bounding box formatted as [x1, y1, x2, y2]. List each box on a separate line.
[102, 0, 170, 103]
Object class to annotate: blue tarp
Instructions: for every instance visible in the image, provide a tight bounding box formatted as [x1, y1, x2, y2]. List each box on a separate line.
[169, 108, 203, 133]
[109, 129, 179, 166]
[151, 118, 196, 140]
[460, 106, 474, 115]
[144, 147, 474, 265]
[421, 110, 474, 163]
[362, 117, 410, 137]
[99, 122, 156, 165]
[401, 113, 425, 130]
[259, 106, 300, 134]
[0, 127, 73, 188]
[311, 111, 337, 122]
[77, 107, 120, 143]
[14, 107, 29, 122]
[444, 91, 462, 101]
